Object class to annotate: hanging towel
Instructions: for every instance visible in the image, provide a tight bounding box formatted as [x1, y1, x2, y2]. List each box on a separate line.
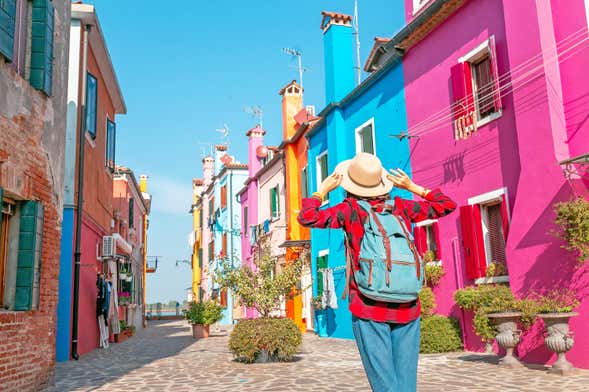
[263, 219, 270, 233]
[324, 268, 338, 309]
[98, 314, 109, 349]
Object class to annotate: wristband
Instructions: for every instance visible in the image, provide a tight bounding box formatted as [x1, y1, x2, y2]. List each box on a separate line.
[421, 188, 430, 198]
[312, 192, 324, 202]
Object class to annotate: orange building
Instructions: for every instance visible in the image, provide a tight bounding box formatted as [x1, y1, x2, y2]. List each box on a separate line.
[279, 81, 319, 332]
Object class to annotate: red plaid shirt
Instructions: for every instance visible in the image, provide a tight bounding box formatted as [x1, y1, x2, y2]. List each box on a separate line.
[298, 188, 456, 324]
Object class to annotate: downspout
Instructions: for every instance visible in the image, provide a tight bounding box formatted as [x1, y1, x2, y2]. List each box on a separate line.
[71, 24, 91, 360]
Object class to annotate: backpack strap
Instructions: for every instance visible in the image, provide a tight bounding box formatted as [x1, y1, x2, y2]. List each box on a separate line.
[366, 209, 393, 287]
[392, 214, 422, 280]
[341, 199, 356, 300]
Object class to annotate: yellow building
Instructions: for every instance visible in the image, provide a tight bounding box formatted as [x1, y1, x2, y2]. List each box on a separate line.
[190, 179, 205, 302]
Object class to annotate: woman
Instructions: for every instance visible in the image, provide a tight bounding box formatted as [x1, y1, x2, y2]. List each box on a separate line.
[298, 153, 456, 392]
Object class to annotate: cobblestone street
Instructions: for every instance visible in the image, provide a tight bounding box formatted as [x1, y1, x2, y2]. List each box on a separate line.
[45, 320, 589, 392]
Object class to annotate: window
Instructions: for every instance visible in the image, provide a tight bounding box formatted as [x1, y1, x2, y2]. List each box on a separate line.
[243, 206, 248, 234]
[414, 220, 441, 261]
[106, 119, 116, 170]
[128, 197, 134, 228]
[85, 73, 98, 138]
[270, 185, 280, 219]
[208, 197, 214, 216]
[222, 233, 227, 258]
[11, 0, 28, 77]
[301, 166, 309, 199]
[460, 189, 510, 280]
[198, 207, 203, 229]
[355, 119, 375, 154]
[316, 152, 329, 202]
[29, 0, 54, 95]
[220, 185, 227, 209]
[0, 195, 14, 306]
[208, 240, 214, 262]
[452, 37, 501, 140]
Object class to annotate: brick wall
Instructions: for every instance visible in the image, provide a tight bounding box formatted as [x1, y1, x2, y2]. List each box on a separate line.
[0, 0, 70, 390]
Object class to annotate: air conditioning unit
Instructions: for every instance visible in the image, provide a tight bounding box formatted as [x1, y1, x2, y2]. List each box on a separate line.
[306, 105, 315, 117]
[102, 236, 116, 258]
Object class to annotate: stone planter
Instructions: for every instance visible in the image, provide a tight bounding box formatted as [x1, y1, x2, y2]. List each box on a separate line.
[539, 312, 578, 376]
[487, 312, 523, 368]
[191, 324, 210, 339]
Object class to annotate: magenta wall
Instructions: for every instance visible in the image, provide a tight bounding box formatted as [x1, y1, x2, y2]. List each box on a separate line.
[403, 0, 589, 368]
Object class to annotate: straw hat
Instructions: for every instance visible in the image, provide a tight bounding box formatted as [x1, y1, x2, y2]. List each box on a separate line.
[334, 153, 394, 197]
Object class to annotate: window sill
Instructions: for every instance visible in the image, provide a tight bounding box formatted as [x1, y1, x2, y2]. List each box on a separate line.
[85, 131, 97, 148]
[475, 275, 509, 285]
[476, 110, 502, 128]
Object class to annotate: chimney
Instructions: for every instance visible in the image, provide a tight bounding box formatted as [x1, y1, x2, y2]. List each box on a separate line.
[279, 80, 303, 141]
[320, 11, 355, 105]
[139, 175, 148, 193]
[246, 126, 265, 177]
[214, 144, 228, 175]
[202, 156, 215, 187]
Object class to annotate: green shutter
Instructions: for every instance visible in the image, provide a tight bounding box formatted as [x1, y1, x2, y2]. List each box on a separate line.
[316, 255, 328, 296]
[362, 125, 374, 154]
[0, 0, 16, 61]
[15, 200, 43, 311]
[30, 0, 54, 95]
[320, 155, 328, 181]
[270, 187, 277, 217]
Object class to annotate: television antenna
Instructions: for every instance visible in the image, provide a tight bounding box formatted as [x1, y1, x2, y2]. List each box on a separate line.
[215, 124, 230, 146]
[353, 0, 362, 85]
[244, 105, 263, 128]
[283, 47, 307, 91]
[197, 142, 214, 157]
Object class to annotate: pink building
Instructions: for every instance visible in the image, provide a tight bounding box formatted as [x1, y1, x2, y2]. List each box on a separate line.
[366, 0, 589, 368]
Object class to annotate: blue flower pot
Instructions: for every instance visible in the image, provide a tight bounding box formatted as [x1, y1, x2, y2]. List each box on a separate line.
[315, 310, 328, 337]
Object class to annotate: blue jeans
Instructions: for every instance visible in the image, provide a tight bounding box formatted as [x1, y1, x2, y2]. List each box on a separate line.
[352, 316, 421, 392]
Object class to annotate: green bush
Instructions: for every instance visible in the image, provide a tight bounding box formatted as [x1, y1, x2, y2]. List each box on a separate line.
[229, 317, 303, 363]
[185, 300, 224, 325]
[425, 264, 445, 287]
[420, 315, 463, 354]
[553, 197, 589, 262]
[419, 287, 436, 318]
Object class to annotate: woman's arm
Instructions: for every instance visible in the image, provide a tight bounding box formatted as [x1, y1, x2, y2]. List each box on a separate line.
[388, 168, 457, 223]
[297, 172, 351, 229]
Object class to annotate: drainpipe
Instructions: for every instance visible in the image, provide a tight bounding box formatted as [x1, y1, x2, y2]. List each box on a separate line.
[71, 24, 91, 360]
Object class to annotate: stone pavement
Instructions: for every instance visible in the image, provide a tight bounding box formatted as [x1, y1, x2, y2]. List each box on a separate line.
[44, 320, 589, 392]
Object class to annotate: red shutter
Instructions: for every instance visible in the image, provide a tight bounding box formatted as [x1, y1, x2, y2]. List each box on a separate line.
[487, 36, 502, 112]
[451, 62, 475, 140]
[500, 193, 509, 241]
[459, 205, 487, 279]
[414, 226, 427, 255]
[432, 222, 442, 260]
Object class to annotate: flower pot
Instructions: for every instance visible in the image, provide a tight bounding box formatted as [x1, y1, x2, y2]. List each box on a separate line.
[315, 309, 328, 338]
[115, 333, 128, 343]
[487, 312, 523, 368]
[191, 324, 210, 339]
[539, 312, 578, 376]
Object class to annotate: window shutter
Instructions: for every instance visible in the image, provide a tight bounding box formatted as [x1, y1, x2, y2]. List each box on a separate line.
[432, 222, 442, 260]
[30, 0, 54, 95]
[487, 204, 506, 264]
[15, 200, 44, 310]
[270, 187, 277, 217]
[316, 255, 328, 296]
[301, 167, 308, 198]
[276, 186, 280, 217]
[487, 36, 502, 112]
[362, 126, 374, 154]
[459, 205, 486, 279]
[500, 194, 509, 241]
[0, 0, 16, 62]
[413, 226, 427, 255]
[222, 233, 227, 256]
[451, 62, 475, 140]
[220, 289, 227, 308]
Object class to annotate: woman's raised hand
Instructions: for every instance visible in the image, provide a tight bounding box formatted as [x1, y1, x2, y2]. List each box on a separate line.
[387, 168, 413, 190]
[318, 172, 343, 196]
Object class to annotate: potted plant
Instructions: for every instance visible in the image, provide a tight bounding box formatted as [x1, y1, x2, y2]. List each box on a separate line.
[533, 290, 580, 375]
[185, 300, 223, 339]
[553, 197, 589, 263]
[486, 261, 508, 278]
[115, 320, 133, 343]
[312, 295, 328, 337]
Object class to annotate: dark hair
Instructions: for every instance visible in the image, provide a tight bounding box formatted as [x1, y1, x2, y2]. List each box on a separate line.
[346, 192, 391, 202]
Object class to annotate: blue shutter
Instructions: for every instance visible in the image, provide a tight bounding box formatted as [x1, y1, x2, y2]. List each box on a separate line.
[15, 200, 44, 310]
[30, 0, 54, 95]
[0, 0, 16, 61]
[85, 74, 98, 138]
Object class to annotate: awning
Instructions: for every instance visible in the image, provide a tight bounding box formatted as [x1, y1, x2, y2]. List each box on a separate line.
[278, 240, 310, 248]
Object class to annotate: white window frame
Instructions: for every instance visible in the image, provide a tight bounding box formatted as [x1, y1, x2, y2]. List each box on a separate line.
[355, 118, 376, 155]
[413, 0, 431, 14]
[415, 219, 441, 265]
[318, 249, 329, 258]
[316, 151, 329, 206]
[458, 37, 502, 128]
[467, 187, 510, 285]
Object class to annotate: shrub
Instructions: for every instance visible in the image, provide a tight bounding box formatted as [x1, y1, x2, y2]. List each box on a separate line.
[419, 287, 436, 318]
[486, 261, 508, 277]
[420, 315, 463, 353]
[425, 264, 445, 287]
[553, 197, 589, 262]
[229, 317, 303, 363]
[532, 289, 580, 314]
[185, 300, 224, 325]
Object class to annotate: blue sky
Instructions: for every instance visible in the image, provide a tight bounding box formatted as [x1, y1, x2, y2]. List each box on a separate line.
[97, 0, 400, 303]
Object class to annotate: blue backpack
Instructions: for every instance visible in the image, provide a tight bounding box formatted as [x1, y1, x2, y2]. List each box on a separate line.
[347, 200, 424, 303]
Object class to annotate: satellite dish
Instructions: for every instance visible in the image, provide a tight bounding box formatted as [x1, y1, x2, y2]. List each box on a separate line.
[256, 145, 268, 159]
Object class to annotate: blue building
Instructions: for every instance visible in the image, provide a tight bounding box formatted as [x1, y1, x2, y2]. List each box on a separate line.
[306, 10, 411, 339]
[210, 145, 248, 325]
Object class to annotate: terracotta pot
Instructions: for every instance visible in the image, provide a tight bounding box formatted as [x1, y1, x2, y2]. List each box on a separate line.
[540, 312, 578, 376]
[487, 312, 523, 368]
[115, 333, 128, 343]
[191, 324, 210, 339]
